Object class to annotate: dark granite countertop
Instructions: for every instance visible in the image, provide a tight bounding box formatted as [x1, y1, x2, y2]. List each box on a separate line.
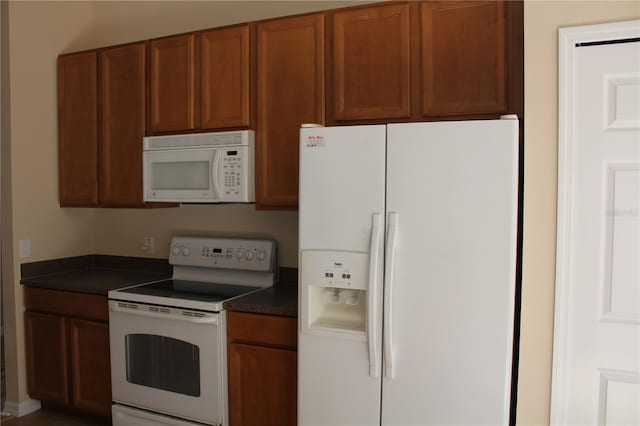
[20, 255, 172, 296]
[223, 285, 298, 318]
[21, 255, 299, 316]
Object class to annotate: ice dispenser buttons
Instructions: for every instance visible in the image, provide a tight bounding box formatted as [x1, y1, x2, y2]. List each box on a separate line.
[301, 250, 368, 336]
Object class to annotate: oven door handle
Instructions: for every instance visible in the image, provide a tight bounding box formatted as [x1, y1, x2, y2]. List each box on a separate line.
[109, 301, 219, 325]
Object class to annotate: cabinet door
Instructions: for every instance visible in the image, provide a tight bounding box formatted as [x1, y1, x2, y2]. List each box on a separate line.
[421, 1, 507, 116]
[58, 51, 98, 206]
[149, 34, 197, 132]
[228, 343, 297, 426]
[256, 14, 324, 210]
[100, 43, 146, 207]
[201, 25, 251, 129]
[69, 318, 112, 416]
[25, 312, 69, 404]
[330, 3, 411, 121]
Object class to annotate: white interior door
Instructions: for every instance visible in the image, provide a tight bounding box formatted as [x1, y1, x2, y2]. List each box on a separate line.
[382, 119, 519, 425]
[553, 22, 640, 425]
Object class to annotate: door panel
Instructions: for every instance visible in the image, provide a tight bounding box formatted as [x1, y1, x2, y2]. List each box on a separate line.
[555, 38, 640, 425]
[58, 51, 98, 206]
[25, 312, 69, 404]
[256, 14, 324, 209]
[100, 43, 146, 206]
[69, 318, 112, 415]
[298, 125, 386, 426]
[228, 343, 296, 426]
[149, 34, 197, 132]
[383, 120, 518, 425]
[421, 1, 507, 116]
[200, 25, 251, 129]
[330, 3, 411, 120]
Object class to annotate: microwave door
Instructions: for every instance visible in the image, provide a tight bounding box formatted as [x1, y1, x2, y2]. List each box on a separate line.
[144, 149, 217, 202]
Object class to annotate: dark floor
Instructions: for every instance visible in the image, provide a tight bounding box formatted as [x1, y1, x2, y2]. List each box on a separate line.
[1, 410, 110, 426]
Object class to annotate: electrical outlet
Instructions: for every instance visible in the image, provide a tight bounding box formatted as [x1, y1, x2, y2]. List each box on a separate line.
[143, 236, 155, 255]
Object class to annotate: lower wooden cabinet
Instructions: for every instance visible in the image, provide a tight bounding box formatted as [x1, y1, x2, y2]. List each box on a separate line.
[227, 311, 297, 426]
[69, 319, 112, 416]
[24, 287, 111, 417]
[25, 312, 70, 405]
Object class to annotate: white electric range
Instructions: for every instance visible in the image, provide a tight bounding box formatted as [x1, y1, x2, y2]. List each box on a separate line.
[108, 236, 276, 426]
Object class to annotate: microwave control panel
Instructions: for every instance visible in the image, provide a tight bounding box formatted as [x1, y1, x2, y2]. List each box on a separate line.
[222, 150, 243, 196]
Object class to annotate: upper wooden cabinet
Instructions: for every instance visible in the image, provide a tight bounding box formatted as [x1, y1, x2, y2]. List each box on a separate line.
[149, 34, 197, 132]
[329, 3, 412, 121]
[149, 25, 253, 134]
[420, 1, 507, 116]
[256, 14, 325, 210]
[58, 51, 99, 206]
[100, 43, 146, 207]
[200, 25, 252, 129]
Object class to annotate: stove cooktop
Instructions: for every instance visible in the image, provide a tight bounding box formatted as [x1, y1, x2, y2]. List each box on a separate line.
[109, 279, 263, 312]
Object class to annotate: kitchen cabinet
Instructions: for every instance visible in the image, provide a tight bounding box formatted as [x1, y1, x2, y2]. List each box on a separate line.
[420, 0, 507, 116]
[58, 51, 99, 206]
[200, 25, 253, 129]
[149, 34, 197, 133]
[327, 0, 520, 123]
[149, 25, 252, 133]
[328, 2, 413, 122]
[256, 14, 324, 210]
[24, 287, 111, 417]
[58, 44, 175, 208]
[100, 43, 146, 206]
[227, 311, 297, 426]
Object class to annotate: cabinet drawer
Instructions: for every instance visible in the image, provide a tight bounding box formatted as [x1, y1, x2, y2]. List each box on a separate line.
[24, 287, 108, 322]
[227, 311, 297, 349]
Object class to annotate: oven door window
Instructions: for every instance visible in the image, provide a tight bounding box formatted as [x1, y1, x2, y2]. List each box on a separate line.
[125, 334, 200, 397]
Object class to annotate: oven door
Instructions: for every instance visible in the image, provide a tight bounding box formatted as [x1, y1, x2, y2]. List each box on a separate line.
[143, 148, 222, 203]
[109, 301, 226, 426]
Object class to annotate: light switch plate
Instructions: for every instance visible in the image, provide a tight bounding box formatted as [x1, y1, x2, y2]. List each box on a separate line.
[19, 239, 31, 259]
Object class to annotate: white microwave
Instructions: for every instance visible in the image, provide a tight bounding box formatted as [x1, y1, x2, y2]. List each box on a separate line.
[143, 130, 254, 203]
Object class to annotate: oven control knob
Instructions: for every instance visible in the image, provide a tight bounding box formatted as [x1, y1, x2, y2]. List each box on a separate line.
[235, 249, 244, 259]
[172, 245, 181, 255]
[245, 249, 255, 260]
[182, 247, 191, 256]
[256, 248, 265, 261]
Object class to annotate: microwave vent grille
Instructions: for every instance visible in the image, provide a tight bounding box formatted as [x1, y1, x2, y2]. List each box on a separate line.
[144, 131, 248, 150]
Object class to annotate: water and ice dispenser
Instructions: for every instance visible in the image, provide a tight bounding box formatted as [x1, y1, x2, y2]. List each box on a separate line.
[300, 250, 368, 337]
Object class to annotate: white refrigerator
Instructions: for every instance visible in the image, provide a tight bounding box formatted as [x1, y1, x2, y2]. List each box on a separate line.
[298, 118, 519, 426]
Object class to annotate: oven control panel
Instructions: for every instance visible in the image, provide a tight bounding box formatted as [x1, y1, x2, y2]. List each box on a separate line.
[169, 236, 276, 272]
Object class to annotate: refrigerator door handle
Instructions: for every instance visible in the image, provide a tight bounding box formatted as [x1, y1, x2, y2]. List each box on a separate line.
[384, 212, 399, 379]
[368, 212, 383, 378]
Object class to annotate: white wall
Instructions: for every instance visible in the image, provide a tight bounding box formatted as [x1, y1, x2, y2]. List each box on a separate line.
[4, 1, 639, 422]
[518, 1, 639, 424]
[3, 0, 97, 405]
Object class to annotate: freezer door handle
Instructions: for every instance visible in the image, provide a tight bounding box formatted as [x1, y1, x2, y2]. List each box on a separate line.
[384, 212, 399, 379]
[368, 212, 383, 377]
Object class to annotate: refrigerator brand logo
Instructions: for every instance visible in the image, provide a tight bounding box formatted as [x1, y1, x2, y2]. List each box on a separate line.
[306, 135, 325, 148]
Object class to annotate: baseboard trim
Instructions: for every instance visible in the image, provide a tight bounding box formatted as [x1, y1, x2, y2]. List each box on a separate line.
[3, 398, 41, 417]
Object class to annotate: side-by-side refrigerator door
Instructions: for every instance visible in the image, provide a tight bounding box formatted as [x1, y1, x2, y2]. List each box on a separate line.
[383, 119, 519, 425]
[298, 125, 386, 426]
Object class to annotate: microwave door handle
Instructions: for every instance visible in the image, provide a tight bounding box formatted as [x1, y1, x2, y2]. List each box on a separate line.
[211, 149, 223, 199]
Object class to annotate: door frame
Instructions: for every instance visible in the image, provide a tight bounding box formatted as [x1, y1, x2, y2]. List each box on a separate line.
[552, 19, 640, 425]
